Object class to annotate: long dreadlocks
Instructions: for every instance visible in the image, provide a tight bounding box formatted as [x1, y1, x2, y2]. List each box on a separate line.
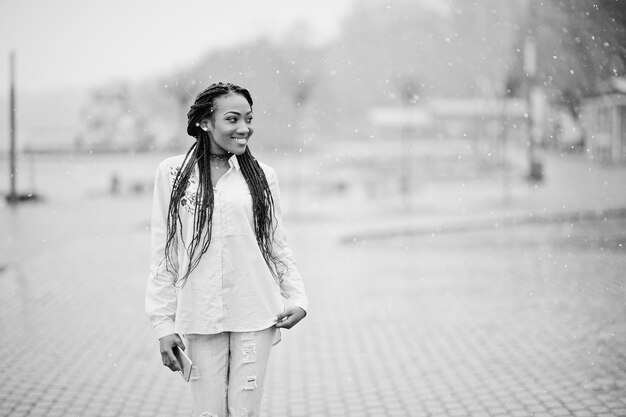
[164, 82, 285, 287]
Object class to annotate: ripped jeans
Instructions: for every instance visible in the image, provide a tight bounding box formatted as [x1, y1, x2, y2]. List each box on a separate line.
[185, 326, 278, 417]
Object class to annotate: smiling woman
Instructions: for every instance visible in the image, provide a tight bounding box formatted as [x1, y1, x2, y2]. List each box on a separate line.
[145, 82, 308, 416]
[200, 93, 254, 156]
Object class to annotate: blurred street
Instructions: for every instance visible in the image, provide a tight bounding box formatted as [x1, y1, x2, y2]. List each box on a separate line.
[0, 145, 625, 417]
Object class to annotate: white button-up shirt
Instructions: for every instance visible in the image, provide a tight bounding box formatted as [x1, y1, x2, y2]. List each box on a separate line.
[145, 154, 308, 339]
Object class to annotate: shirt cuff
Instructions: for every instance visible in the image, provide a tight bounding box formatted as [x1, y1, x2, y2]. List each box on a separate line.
[153, 320, 176, 340]
[285, 297, 309, 314]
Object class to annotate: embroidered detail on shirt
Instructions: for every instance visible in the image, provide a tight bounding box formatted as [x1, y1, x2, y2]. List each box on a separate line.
[170, 165, 198, 215]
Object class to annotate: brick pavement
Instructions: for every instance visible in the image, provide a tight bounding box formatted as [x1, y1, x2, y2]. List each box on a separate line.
[270, 216, 626, 417]
[1, 150, 626, 416]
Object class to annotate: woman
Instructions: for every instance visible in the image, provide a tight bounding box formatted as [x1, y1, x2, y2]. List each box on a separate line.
[145, 82, 308, 417]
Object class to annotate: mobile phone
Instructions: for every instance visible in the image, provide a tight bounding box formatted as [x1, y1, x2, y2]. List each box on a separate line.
[172, 345, 193, 382]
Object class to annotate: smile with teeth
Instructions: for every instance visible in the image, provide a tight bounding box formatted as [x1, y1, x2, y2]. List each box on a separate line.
[232, 137, 248, 145]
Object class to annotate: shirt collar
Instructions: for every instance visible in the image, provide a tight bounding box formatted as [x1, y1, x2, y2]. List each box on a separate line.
[229, 154, 240, 171]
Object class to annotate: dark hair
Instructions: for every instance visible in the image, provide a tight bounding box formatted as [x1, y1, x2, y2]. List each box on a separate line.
[165, 82, 285, 287]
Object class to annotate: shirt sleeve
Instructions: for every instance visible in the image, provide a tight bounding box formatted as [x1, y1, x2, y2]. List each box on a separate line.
[266, 167, 310, 313]
[145, 162, 179, 339]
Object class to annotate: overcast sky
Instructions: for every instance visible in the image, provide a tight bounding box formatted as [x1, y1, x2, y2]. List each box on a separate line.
[0, 0, 356, 94]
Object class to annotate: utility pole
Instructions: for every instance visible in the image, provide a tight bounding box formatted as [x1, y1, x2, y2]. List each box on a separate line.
[524, 4, 543, 182]
[7, 51, 17, 204]
[399, 96, 409, 208]
[5, 52, 40, 204]
[399, 78, 419, 210]
[291, 79, 311, 217]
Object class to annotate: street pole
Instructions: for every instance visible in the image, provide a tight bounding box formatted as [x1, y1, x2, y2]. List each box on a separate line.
[500, 96, 511, 206]
[8, 51, 17, 203]
[400, 100, 409, 209]
[524, 4, 543, 182]
[292, 100, 301, 217]
[291, 79, 311, 218]
[399, 79, 419, 210]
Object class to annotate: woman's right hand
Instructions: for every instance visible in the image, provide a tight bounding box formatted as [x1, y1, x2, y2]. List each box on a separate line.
[159, 333, 185, 372]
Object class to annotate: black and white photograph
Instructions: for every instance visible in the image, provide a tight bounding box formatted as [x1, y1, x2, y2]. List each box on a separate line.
[1, 1, 625, 416]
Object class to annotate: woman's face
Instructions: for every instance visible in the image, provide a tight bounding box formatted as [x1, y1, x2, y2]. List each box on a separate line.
[201, 93, 253, 156]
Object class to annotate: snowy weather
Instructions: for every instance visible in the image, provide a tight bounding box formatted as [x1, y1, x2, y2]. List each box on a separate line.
[1, 1, 626, 416]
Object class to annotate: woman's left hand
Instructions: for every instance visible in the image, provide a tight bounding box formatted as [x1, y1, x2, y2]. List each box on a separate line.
[275, 306, 307, 329]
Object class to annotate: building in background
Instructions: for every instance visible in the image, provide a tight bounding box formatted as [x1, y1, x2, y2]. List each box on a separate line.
[580, 77, 626, 164]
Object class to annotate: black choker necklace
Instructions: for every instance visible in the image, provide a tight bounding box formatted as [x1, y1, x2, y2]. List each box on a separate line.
[209, 153, 232, 161]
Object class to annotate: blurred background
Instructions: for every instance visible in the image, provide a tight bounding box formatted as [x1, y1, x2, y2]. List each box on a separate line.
[1, 1, 626, 416]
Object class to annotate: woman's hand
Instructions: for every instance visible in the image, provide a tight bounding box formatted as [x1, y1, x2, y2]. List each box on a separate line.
[159, 333, 185, 372]
[275, 306, 307, 329]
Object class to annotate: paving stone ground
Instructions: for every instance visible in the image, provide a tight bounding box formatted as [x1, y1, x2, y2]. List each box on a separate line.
[1, 148, 625, 417]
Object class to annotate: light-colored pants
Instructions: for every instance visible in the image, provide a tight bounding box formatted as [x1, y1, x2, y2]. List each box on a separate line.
[185, 326, 278, 417]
